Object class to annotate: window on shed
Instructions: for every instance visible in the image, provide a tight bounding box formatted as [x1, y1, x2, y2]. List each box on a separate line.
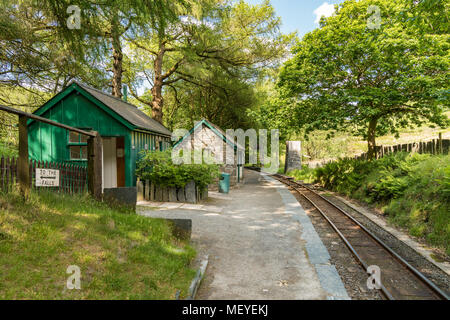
[68, 130, 89, 160]
[70, 146, 88, 160]
[69, 132, 88, 143]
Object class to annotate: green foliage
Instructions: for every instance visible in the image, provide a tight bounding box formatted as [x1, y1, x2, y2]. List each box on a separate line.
[1, 0, 110, 93]
[0, 191, 196, 299]
[287, 165, 317, 184]
[316, 157, 375, 196]
[0, 143, 18, 158]
[136, 150, 220, 190]
[314, 153, 450, 255]
[366, 173, 409, 202]
[275, 0, 449, 158]
[402, 0, 449, 35]
[442, 165, 450, 200]
[125, 0, 295, 127]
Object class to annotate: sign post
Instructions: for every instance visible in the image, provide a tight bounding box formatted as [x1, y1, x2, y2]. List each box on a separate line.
[35, 168, 60, 187]
[18, 115, 30, 198]
[88, 131, 103, 200]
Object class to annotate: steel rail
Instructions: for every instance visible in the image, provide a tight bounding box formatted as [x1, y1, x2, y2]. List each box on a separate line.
[274, 174, 449, 301]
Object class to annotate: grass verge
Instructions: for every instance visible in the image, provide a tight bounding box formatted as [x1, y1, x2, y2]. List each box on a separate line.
[286, 165, 317, 183]
[288, 153, 450, 256]
[0, 191, 196, 299]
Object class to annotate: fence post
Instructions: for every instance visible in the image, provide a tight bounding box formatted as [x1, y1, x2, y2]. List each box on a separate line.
[438, 133, 443, 154]
[11, 157, 16, 188]
[88, 131, 103, 200]
[30, 160, 35, 190]
[0, 157, 3, 191]
[18, 115, 30, 198]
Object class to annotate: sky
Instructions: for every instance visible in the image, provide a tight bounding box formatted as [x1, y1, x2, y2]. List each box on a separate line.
[245, 0, 346, 37]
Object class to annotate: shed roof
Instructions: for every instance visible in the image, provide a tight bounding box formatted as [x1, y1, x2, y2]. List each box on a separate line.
[174, 119, 245, 151]
[29, 81, 172, 137]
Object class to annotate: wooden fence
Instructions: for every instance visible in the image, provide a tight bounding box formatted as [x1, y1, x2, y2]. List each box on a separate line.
[306, 135, 450, 168]
[0, 156, 88, 194]
[354, 137, 450, 161]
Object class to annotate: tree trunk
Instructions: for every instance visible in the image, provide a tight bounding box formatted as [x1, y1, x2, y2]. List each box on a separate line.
[367, 117, 378, 160]
[151, 46, 165, 124]
[151, 81, 164, 123]
[111, 16, 123, 99]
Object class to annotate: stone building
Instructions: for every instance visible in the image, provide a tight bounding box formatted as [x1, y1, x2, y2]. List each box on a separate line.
[173, 120, 245, 188]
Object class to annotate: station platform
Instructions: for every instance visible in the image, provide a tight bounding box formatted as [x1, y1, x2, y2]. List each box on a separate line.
[138, 169, 350, 300]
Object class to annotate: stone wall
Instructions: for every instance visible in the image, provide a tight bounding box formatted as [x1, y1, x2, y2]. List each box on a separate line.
[284, 141, 302, 173]
[104, 187, 137, 212]
[174, 123, 242, 188]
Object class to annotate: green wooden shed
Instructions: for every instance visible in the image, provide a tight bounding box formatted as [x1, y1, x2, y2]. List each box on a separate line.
[27, 81, 172, 188]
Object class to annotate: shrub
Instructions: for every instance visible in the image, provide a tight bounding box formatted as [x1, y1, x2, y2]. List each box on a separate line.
[288, 165, 317, 183]
[366, 173, 409, 203]
[136, 150, 220, 190]
[0, 143, 18, 158]
[316, 157, 376, 195]
[313, 152, 450, 255]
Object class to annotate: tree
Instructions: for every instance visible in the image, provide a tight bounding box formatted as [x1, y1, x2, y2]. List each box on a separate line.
[278, 0, 449, 159]
[0, 0, 110, 148]
[403, 0, 449, 34]
[1, 0, 112, 96]
[40, 0, 188, 97]
[162, 65, 258, 131]
[125, 0, 293, 123]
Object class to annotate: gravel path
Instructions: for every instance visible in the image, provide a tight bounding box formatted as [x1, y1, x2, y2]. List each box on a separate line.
[139, 170, 329, 300]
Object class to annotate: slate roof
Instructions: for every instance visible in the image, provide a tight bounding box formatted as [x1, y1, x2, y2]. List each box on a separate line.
[73, 82, 172, 137]
[174, 119, 245, 151]
[206, 121, 245, 150]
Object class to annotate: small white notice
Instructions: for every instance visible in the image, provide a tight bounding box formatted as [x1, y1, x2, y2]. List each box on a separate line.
[36, 168, 60, 187]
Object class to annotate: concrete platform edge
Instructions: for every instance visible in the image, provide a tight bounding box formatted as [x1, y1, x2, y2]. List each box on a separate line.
[261, 173, 351, 300]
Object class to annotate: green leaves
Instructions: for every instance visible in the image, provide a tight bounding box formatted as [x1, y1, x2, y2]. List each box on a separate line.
[314, 152, 450, 254]
[275, 0, 449, 157]
[136, 150, 219, 189]
[125, 0, 294, 128]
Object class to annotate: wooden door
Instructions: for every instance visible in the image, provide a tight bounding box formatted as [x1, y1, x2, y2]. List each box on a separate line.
[102, 138, 117, 189]
[116, 137, 125, 187]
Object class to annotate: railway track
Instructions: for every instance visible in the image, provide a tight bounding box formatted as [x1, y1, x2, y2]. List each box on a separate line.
[273, 173, 449, 301]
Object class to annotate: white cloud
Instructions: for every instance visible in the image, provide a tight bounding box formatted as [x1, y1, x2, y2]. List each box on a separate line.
[314, 2, 335, 24]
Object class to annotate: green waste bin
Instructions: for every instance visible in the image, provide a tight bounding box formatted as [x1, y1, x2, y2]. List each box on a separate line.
[219, 173, 230, 194]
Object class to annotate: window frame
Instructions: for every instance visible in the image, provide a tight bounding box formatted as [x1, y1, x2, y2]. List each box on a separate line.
[67, 129, 91, 161]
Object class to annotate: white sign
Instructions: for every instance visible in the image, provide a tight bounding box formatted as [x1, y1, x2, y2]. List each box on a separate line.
[36, 168, 60, 187]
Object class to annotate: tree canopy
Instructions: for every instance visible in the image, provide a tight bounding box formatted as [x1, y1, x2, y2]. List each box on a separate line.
[0, 0, 448, 160]
[124, 0, 294, 124]
[275, 0, 449, 159]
